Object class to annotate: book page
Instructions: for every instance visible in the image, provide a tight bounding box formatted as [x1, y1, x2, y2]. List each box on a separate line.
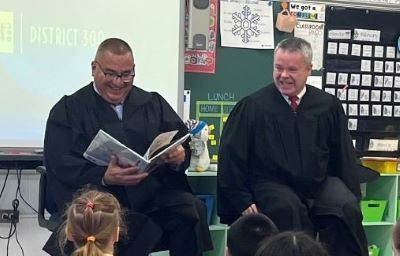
[148, 133, 190, 162]
[83, 130, 149, 170]
[145, 130, 179, 159]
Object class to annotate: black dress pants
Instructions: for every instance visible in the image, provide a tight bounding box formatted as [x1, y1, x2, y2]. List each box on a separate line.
[254, 177, 368, 256]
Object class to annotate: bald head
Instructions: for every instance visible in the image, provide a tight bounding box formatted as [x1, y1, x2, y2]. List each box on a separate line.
[95, 38, 133, 60]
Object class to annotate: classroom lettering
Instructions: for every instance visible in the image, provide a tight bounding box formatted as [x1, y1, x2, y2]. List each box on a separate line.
[29, 26, 104, 47]
[289, 3, 316, 11]
[207, 92, 235, 101]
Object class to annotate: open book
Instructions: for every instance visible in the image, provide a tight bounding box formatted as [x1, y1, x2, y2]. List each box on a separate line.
[83, 129, 190, 173]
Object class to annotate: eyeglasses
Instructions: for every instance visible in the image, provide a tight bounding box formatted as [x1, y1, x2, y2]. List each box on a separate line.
[94, 61, 135, 82]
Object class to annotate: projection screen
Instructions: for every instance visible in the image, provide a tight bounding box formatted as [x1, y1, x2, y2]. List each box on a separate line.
[0, 0, 185, 148]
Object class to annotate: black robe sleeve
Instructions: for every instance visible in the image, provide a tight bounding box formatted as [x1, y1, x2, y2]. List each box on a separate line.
[217, 97, 256, 221]
[328, 98, 361, 200]
[44, 95, 105, 188]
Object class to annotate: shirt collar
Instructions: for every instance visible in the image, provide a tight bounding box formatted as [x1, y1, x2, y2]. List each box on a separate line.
[92, 82, 124, 106]
[282, 86, 307, 104]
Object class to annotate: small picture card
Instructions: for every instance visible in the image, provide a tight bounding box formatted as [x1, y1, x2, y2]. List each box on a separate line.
[385, 61, 395, 73]
[394, 91, 400, 102]
[372, 104, 382, 116]
[360, 89, 370, 101]
[338, 43, 349, 55]
[374, 61, 384, 73]
[396, 62, 400, 74]
[351, 44, 361, 56]
[361, 74, 372, 86]
[348, 104, 358, 116]
[338, 73, 348, 85]
[342, 103, 347, 114]
[371, 90, 381, 102]
[395, 76, 400, 87]
[327, 42, 338, 54]
[384, 76, 394, 87]
[326, 72, 337, 85]
[337, 88, 347, 101]
[374, 45, 384, 58]
[350, 74, 361, 86]
[362, 45, 373, 57]
[382, 90, 392, 102]
[359, 104, 369, 116]
[325, 88, 335, 95]
[374, 75, 383, 87]
[394, 106, 400, 117]
[348, 89, 358, 101]
[383, 105, 393, 117]
[348, 119, 358, 131]
[386, 46, 396, 59]
[361, 60, 371, 72]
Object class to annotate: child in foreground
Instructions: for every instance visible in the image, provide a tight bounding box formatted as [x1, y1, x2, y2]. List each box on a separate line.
[59, 189, 124, 256]
[255, 231, 329, 256]
[226, 213, 279, 256]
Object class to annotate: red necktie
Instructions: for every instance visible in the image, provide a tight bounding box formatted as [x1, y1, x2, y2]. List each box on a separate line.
[289, 96, 299, 112]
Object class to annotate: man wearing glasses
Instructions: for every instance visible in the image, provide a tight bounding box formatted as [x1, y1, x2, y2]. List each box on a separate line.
[43, 38, 212, 256]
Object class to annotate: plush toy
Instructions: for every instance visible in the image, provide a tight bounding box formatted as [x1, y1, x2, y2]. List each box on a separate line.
[186, 119, 211, 172]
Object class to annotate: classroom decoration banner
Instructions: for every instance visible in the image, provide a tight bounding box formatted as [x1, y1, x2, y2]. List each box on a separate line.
[184, 0, 218, 74]
[289, 2, 326, 22]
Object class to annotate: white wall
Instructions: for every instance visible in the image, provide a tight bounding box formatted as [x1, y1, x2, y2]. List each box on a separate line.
[0, 170, 51, 256]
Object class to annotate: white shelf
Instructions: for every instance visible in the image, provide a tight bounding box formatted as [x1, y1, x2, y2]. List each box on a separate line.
[209, 224, 228, 231]
[363, 221, 395, 226]
[187, 171, 217, 177]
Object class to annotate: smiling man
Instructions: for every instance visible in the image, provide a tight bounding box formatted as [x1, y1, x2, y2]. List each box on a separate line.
[43, 38, 212, 256]
[217, 37, 368, 256]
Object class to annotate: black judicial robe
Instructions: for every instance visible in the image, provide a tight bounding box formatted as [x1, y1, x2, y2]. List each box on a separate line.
[43, 83, 212, 255]
[217, 83, 361, 223]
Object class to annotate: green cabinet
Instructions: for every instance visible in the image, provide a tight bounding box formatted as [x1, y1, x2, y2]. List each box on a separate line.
[362, 173, 398, 256]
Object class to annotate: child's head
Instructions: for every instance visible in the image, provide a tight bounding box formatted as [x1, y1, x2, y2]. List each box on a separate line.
[227, 213, 279, 256]
[59, 189, 124, 256]
[255, 231, 329, 256]
[393, 220, 400, 255]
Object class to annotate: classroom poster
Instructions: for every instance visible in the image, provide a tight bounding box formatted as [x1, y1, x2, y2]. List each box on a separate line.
[184, 0, 218, 74]
[220, 0, 274, 49]
[294, 21, 325, 70]
[289, 2, 326, 22]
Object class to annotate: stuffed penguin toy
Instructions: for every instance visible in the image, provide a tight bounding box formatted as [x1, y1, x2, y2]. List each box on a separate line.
[185, 119, 211, 172]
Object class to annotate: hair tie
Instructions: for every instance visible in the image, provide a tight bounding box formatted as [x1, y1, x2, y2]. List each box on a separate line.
[87, 236, 96, 243]
[86, 201, 95, 209]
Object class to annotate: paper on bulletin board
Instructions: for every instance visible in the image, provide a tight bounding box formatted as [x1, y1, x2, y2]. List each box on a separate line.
[184, 0, 218, 74]
[220, 0, 274, 49]
[289, 2, 325, 22]
[294, 21, 325, 70]
[306, 76, 322, 90]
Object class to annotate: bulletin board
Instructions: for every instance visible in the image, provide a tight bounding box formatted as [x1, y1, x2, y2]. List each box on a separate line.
[323, 6, 400, 157]
[184, 1, 293, 163]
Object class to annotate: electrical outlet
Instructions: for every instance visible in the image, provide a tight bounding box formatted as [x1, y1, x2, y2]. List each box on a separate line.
[0, 209, 19, 223]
